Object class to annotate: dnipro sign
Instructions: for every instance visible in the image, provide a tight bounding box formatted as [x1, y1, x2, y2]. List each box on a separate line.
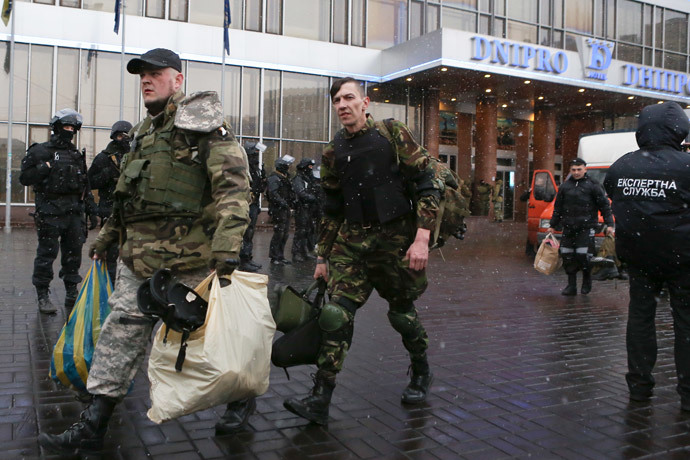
[470, 35, 690, 97]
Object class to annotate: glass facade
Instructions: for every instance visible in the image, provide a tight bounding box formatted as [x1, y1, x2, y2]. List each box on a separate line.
[0, 40, 423, 205]
[2, 1, 690, 207]
[15, 0, 688, 70]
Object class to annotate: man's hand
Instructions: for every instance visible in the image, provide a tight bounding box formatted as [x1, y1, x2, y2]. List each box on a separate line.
[89, 244, 104, 260]
[314, 258, 328, 281]
[547, 227, 555, 234]
[404, 228, 430, 271]
[210, 252, 239, 277]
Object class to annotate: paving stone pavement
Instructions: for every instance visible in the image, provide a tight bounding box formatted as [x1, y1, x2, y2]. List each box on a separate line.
[1, 217, 689, 459]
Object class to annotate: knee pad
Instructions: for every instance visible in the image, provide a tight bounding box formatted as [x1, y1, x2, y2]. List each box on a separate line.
[318, 301, 352, 333]
[387, 309, 418, 338]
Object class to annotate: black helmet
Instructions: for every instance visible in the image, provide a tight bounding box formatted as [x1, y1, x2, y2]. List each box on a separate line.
[110, 120, 133, 139]
[244, 140, 259, 156]
[50, 108, 83, 130]
[297, 158, 315, 170]
[136, 268, 209, 372]
[275, 156, 294, 174]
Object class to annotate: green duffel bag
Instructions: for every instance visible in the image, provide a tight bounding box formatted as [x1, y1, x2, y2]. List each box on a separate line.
[272, 278, 327, 333]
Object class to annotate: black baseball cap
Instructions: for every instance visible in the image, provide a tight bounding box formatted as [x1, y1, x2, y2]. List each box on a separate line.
[570, 158, 587, 166]
[127, 48, 182, 74]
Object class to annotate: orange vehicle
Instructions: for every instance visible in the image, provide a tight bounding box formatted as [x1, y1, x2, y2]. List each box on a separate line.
[527, 131, 639, 251]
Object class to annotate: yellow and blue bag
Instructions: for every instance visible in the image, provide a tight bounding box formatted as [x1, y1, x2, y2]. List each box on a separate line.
[50, 260, 113, 393]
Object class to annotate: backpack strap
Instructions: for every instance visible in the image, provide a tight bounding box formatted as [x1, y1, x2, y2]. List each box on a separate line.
[374, 118, 400, 165]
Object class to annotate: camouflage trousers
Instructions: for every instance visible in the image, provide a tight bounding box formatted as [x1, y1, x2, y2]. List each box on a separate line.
[87, 263, 207, 399]
[318, 217, 430, 374]
[493, 200, 503, 221]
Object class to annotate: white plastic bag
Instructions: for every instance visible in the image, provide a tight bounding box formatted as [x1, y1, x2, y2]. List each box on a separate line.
[147, 271, 276, 424]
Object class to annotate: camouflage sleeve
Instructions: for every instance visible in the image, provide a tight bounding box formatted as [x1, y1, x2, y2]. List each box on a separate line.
[388, 120, 440, 231]
[316, 141, 343, 258]
[91, 210, 122, 254]
[200, 127, 250, 258]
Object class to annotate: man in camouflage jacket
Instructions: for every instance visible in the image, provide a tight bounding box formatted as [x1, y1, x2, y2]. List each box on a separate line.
[283, 77, 440, 426]
[39, 48, 251, 455]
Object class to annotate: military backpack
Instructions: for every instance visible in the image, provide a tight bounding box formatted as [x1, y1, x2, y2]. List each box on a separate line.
[375, 118, 470, 248]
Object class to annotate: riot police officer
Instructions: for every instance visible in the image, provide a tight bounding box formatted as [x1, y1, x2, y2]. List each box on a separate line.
[88, 120, 132, 282]
[239, 141, 267, 272]
[267, 156, 295, 265]
[19, 109, 97, 314]
[291, 158, 319, 262]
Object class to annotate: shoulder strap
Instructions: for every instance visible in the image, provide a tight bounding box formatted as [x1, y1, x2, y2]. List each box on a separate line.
[375, 118, 399, 165]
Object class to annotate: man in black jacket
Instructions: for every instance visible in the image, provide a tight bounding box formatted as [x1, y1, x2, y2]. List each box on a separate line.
[548, 158, 614, 295]
[20, 109, 98, 313]
[267, 156, 295, 265]
[291, 158, 319, 262]
[239, 141, 267, 272]
[604, 101, 690, 409]
[88, 120, 132, 282]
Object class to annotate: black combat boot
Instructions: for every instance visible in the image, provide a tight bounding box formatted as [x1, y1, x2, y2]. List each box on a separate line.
[581, 270, 592, 294]
[36, 286, 56, 314]
[215, 397, 256, 435]
[561, 274, 577, 296]
[239, 259, 261, 272]
[591, 259, 619, 281]
[64, 282, 79, 310]
[38, 395, 117, 455]
[402, 358, 433, 404]
[283, 370, 335, 425]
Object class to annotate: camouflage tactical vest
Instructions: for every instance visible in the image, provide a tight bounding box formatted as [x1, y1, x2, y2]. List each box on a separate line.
[114, 113, 208, 223]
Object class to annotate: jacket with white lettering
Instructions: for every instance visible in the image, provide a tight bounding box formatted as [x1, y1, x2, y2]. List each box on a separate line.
[604, 102, 690, 273]
[549, 174, 613, 231]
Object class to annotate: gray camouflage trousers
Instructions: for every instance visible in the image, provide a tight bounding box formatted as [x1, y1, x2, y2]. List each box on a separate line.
[87, 263, 207, 399]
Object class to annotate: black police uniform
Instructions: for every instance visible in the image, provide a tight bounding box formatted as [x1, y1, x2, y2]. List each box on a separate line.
[267, 162, 295, 264]
[88, 139, 129, 282]
[239, 146, 267, 271]
[549, 172, 613, 294]
[20, 132, 96, 310]
[291, 159, 319, 261]
[604, 101, 690, 406]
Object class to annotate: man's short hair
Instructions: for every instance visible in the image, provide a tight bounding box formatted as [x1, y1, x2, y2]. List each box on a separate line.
[570, 158, 587, 166]
[330, 77, 365, 100]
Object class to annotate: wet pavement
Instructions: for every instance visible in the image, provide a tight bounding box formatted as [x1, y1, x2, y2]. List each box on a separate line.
[1, 217, 689, 459]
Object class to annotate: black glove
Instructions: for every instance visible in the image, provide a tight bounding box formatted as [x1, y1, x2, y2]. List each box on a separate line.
[88, 214, 99, 230]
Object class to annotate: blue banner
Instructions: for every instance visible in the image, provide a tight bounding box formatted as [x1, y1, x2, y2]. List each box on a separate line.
[114, 0, 121, 34]
[223, 0, 231, 55]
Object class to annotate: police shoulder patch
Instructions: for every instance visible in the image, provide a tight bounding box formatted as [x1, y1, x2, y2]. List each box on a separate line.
[175, 91, 224, 133]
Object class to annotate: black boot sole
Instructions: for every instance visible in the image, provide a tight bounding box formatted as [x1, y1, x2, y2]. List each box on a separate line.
[401, 374, 434, 405]
[283, 399, 328, 425]
[215, 398, 257, 435]
[38, 433, 103, 455]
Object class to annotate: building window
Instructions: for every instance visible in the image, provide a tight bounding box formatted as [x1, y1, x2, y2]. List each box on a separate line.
[617, 43, 643, 64]
[617, 0, 642, 44]
[245, 0, 262, 31]
[145, 0, 165, 19]
[506, 0, 536, 23]
[664, 9, 688, 54]
[169, 0, 188, 22]
[60, 0, 81, 8]
[285, 0, 329, 41]
[565, 0, 592, 34]
[367, 0, 407, 50]
[281, 73, 329, 141]
[442, 6, 476, 32]
[266, 0, 282, 34]
[0, 42, 29, 122]
[332, 0, 348, 44]
[507, 21, 537, 44]
[351, 0, 365, 46]
[29, 45, 53, 123]
[242, 67, 260, 137]
[664, 52, 687, 72]
[263, 70, 281, 138]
